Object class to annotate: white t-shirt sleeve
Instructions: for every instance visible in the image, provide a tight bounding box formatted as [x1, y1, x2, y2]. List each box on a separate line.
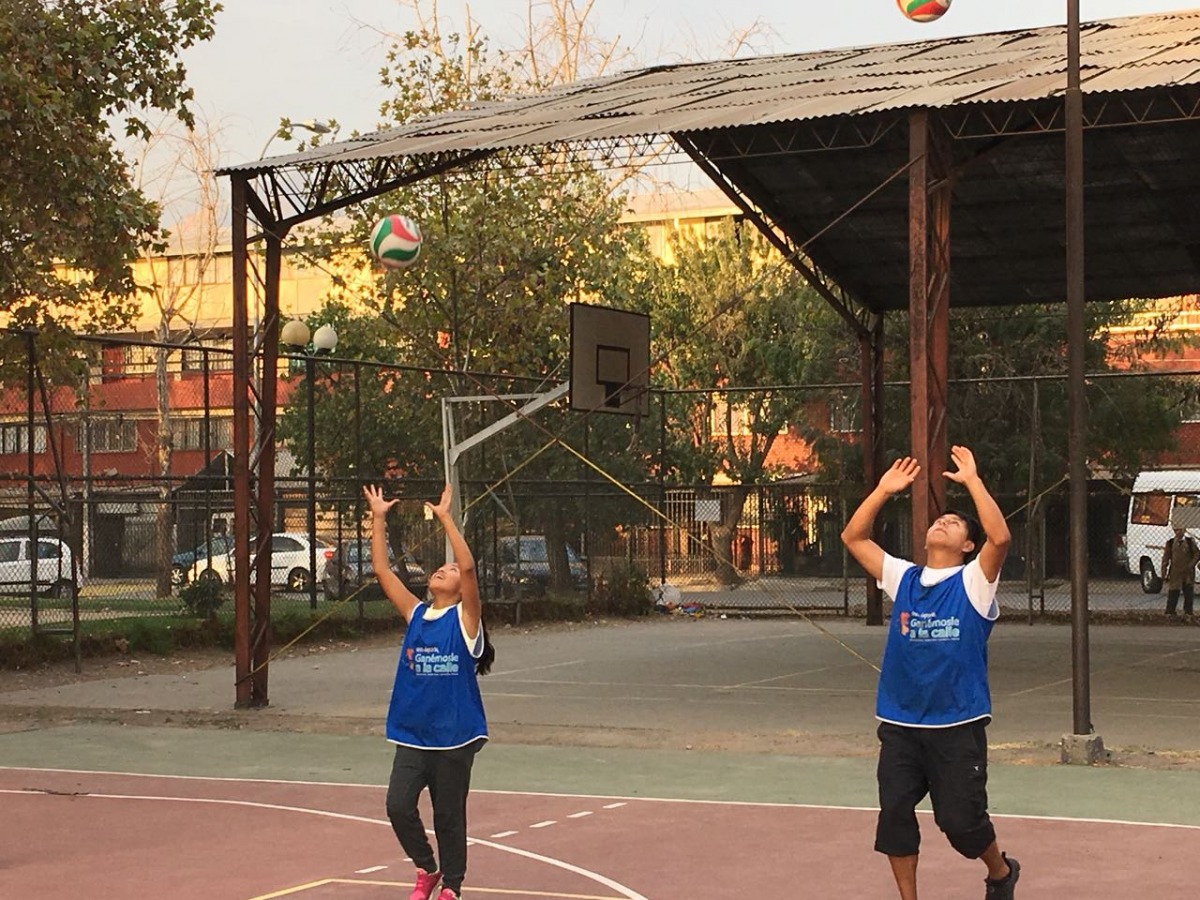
[962, 558, 1000, 621]
[459, 612, 484, 659]
[879, 553, 915, 601]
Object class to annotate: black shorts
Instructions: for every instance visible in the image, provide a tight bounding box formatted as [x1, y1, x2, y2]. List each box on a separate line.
[875, 719, 995, 859]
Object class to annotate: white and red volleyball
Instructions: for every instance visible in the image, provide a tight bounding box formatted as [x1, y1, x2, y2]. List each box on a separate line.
[370, 214, 423, 269]
[897, 0, 952, 23]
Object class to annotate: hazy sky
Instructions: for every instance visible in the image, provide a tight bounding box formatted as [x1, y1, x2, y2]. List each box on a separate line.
[179, 1, 1196, 168]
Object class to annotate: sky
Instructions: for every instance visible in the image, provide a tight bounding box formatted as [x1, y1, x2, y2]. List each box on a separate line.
[165, 0, 1197, 217]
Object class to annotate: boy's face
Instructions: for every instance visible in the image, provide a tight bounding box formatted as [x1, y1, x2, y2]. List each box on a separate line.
[925, 513, 976, 557]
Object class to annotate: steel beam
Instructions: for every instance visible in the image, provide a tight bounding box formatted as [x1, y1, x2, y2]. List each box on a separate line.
[861, 314, 886, 625]
[908, 110, 952, 562]
[231, 177, 253, 708]
[1066, 0, 1095, 741]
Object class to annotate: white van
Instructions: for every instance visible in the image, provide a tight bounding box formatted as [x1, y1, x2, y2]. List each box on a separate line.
[1125, 470, 1200, 593]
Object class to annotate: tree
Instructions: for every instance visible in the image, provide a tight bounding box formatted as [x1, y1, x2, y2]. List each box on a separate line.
[852, 300, 1200, 499]
[0, 0, 220, 333]
[130, 116, 225, 598]
[281, 15, 657, 591]
[646, 219, 852, 582]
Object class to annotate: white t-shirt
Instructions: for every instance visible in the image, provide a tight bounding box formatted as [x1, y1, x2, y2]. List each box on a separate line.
[420, 603, 484, 658]
[879, 554, 1000, 621]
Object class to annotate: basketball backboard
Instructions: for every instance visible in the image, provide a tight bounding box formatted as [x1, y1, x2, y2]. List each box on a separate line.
[569, 303, 650, 416]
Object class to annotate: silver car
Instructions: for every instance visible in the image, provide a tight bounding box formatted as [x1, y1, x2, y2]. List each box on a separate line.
[0, 535, 79, 599]
[188, 532, 331, 592]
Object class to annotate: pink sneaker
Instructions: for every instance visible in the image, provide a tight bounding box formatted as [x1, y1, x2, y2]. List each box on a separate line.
[408, 868, 441, 900]
[434, 889, 460, 900]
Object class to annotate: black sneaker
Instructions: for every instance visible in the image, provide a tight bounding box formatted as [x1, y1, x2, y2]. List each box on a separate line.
[984, 854, 1020, 899]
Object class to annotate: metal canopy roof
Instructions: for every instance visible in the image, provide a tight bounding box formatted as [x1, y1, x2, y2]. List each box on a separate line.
[219, 9, 1200, 313]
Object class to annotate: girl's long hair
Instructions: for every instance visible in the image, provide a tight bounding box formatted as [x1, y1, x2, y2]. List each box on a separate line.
[476, 618, 495, 676]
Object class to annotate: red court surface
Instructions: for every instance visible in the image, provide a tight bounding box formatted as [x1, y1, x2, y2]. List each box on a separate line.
[2, 766, 1193, 899]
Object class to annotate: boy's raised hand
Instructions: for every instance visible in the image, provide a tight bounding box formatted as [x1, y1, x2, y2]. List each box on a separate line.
[943, 445, 979, 485]
[879, 457, 920, 495]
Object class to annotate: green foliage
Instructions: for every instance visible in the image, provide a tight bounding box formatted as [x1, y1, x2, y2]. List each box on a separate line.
[123, 619, 176, 656]
[590, 562, 653, 616]
[282, 27, 658, 561]
[830, 300, 1200, 497]
[647, 219, 852, 486]
[178, 577, 225, 622]
[0, 0, 220, 332]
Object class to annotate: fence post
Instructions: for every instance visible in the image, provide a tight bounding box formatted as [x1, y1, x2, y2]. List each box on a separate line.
[25, 331, 37, 635]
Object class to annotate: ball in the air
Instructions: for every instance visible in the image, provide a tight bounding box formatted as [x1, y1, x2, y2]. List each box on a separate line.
[370, 214, 423, 270]
[897, 0, 952, 23]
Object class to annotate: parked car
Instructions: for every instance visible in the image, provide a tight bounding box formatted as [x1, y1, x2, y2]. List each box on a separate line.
[322, 539, 428, 601]
[0, 535, 79, 599]
[187, 532, 332, 592]
[171, 535, 236, 586]
[482, 535, 589, 596]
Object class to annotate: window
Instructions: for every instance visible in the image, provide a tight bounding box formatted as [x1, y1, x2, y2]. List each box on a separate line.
[1130, 493, 1171, 526]
[1180, 379, 1200, 424]
[829, 394, 861, 433]
[36, 541, 61, 559]
[89, 418, 138, 452]
[709, 397, 753, 437]
[0, 540, 21, 563]
[273, 536, 303, 552]
[171, 417, 232, 451]
[0, 423, 47, 455]
[181, 339, 235, 372]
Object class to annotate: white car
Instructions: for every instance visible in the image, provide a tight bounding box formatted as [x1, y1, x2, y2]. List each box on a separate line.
[187, 532, 332, 592]
[0, 535, 79, 599]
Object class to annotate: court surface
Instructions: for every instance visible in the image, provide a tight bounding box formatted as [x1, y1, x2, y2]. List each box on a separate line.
[3, 616, 1200, 898]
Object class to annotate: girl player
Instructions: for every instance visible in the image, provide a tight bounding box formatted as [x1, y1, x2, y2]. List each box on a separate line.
[364, 483, 494, 900]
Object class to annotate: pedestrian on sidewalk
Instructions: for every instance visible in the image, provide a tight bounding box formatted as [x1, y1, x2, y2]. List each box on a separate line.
[841, 446, 1021, 900]
[364, 482, 494, 900]
[1161, 526, 1200, 617]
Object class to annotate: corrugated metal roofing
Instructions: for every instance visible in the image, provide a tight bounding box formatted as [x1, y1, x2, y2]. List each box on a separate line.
[219, 9, 1200, 315]
[223, 9, 1200, 173]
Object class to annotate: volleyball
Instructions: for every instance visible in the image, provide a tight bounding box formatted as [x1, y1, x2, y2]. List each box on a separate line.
[897, 0, 951, 23]
[370, 214, 423, 269]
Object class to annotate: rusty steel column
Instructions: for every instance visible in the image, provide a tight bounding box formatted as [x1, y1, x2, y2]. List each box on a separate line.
[249, 233, 284, 706]
[1065, 0, 1095, 742]
[861, 315, 886, 625]
[908, 109, 952, 563]
[231, 176, 253, 708]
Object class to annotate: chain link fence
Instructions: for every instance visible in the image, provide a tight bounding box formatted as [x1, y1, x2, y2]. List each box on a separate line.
[2, 329, 1198, 652]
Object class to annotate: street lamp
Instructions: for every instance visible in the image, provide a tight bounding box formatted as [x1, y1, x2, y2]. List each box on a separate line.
[282, 320, 338, 610]
[259, 118, 336, 160]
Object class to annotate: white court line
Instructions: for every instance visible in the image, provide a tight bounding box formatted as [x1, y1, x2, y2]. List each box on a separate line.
[727, 662, 861, 689]
[491, 830, 519, 838]
[1, 788, 650, 900]
[1007, 677, 1074, 696]
[530, 820, 557, 828]
[567, 811, 593, 819]
[355, 865, 387, 874]
[3, 766, 1198, 831]
[491, 660, 587, 677]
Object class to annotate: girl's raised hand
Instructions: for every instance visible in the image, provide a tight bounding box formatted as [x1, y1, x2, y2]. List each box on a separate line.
[425, 482, 453, 520]
[363, 484, 400, 517]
